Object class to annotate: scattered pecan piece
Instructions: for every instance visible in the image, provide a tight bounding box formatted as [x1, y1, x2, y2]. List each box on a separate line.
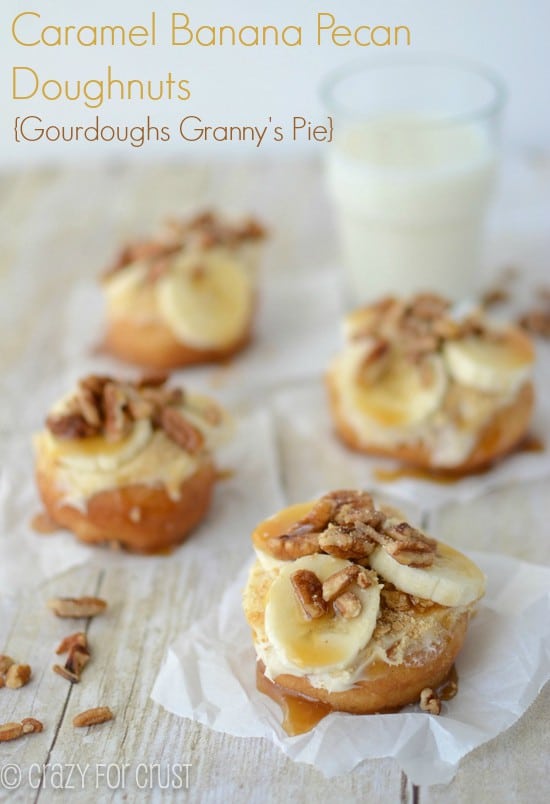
[0, 655, 14, 675]
[160, 408, 204, 454]
[47, 597, 107, 618]
[5, 664, 31, 689]
[333, 591, 362, 619]
[0, 723, 24, 742]
[318, 523, 377, 560]
[65, 644, 91, 679]
[73, 707, 114, 728]
[290, 570, 327, 620]
[21, 718, 43, 734]
[56, 632, 87, 655]
[52, 664, 80, 684]
[420, 688, 441, 715]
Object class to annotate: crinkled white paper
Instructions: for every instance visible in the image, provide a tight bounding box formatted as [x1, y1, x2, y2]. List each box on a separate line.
[151, 551, 550, 786]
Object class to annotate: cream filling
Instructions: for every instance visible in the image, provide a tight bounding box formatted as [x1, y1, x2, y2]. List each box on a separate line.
[36, 393, 231, 511]
[245, 559, 471, 694]
[330, 347, 530, 467]
[35, 428, 202, 511]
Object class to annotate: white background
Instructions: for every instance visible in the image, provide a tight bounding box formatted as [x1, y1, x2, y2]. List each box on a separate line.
[1, 0, 549, 165]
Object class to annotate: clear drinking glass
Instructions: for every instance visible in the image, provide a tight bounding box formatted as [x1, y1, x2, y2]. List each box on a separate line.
[321, 57, 506, 304]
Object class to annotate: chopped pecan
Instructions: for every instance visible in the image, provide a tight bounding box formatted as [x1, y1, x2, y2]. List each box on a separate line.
[21, 718, 43, 734]
[160, 407, 204, 454]
[56, 632, 88, 655]
[73, 707, 114, 728]
[6, 664, 31, 689]
[265, 531, 320, 560]
[375, 521, 437, 567]
[321, 565, 373, 602]
[333, 591, 362, 619]
[290, 570, 327, 620]
[47, 596, 107, 618]
[0, 723, 24, 742]
[318, 523, 377, 560]
[420, 688, 441, 715]
[0, 655, 14, 675]
[46, 412, 97, 439]
[409, 293, 450, 320]
[102, 382, 131, 442]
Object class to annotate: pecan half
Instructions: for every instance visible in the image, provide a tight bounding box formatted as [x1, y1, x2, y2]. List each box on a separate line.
[5, 664, 31, 689]
[46, 412, 97, 439]
[47, 597, 107, 618]
[73, 707, 114, 728]
[52, 665, 80, 684]
[420, 688, 441, 715]
[290, 570, 327, 620]
[56, 632, 87, 655]
[333, 591, 362, 619]
[160, 408, 204, 454]
[21, 718, 43, 734]
[0, 723, 24, 742]
[265, 531, 320, 560]
[375, 522, 437, 567]
[322, 565, 361, 602]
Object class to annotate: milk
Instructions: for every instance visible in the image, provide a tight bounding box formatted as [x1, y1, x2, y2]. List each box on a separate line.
[326, 115, 497, 303]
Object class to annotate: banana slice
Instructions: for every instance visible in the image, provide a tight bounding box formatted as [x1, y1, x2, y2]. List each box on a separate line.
[443, 329, 533, 394]
[155, 252, 252, 349]
[349, 345, 448, 427]
[103, 263, 158, 319]
[49, 420, 153, 473]
[265, 554, 381, 673]
[369, 542, 486, 607]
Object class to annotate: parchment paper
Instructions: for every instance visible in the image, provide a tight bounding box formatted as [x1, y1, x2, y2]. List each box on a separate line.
[151, 551, 550, 786]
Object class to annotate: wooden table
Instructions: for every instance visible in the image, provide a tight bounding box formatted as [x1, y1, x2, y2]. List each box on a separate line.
[1, 159, 549, 803]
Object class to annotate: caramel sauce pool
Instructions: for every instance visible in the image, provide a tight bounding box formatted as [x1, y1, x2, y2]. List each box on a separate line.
[374, 435, 544, 485]
[257, 662, 459, 735]
[256, 663, 332, 736]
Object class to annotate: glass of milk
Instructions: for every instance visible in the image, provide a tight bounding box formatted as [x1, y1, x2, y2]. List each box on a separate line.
[322, 58, 505, 303]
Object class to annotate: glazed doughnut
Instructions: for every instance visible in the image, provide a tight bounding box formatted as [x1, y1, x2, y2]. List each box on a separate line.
[34, 374, 230, 553]
[326, 294, 535, 473]
[102, 211, 265, 370]
[243, 490, 485, 721]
